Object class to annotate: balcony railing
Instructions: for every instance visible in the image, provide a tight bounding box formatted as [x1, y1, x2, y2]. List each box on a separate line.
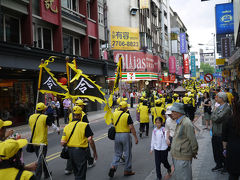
[61, 6, 86, 25]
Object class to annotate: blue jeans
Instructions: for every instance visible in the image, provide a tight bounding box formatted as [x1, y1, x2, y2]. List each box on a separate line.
[64, 109, 69, 124]
[111, 133, 132, 171]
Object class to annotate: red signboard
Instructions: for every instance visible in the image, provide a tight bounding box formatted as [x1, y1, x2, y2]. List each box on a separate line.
[169, 56, 176, 74]
[114, 51, 163, 73]
[183, 54, 190, 74]
[40, 0, 60, 25]
[169, 74, 175, 81]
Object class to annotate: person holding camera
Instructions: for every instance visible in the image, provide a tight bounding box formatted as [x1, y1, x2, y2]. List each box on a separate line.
[202, 92, 212, 130]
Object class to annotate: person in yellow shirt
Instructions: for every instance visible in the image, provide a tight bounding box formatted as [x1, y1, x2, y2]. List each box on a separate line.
[61, 106, 97, 180]
[172, 93, 180, 103]
[0, 139, 36, 180]
[0, 119, 13, 142]
[182, 93, 189, 104]
[139, 100, 150, 138]
[188, 94, 196, 121]
[151, 99, 166, 124]
[225, 88, 234, 105]
[109, 101, 138, 177]
[28, 102, 60, 179]
[66, 99, 94, 175]
[68, 99, 89, 123]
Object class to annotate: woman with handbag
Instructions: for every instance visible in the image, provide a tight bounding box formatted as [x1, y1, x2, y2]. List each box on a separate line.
[202, 92, 212, 130]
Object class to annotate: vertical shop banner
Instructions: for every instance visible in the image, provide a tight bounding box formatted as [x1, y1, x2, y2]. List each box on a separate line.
[180, 33, 187, 54]
[169, 56, 176, 74]
[140, 0, 149, 9]
[190, 55, 196, 77]
[177, 66, 183, 76]
[40, 0, 60, 25]
[221, 37, 231, 57]
[215, 3, 234, 34]
[111, 26, 140, 50]
[183, 54, 190, 74]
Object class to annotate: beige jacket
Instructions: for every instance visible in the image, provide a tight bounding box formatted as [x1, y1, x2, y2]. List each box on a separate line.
[171, 116, 198, 161]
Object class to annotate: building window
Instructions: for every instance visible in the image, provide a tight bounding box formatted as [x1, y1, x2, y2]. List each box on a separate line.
[61, 0, 78, 12]
[32, 0, 40, 15]
[63, 34, 81, 56]
[1, 15, 20, 44]
[98, 5, 104, 25]
[89, 38, 93, 57]
[33, 25, 52, 50]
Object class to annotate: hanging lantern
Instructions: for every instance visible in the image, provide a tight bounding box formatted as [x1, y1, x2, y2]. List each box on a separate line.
[58, 77, 67, 85]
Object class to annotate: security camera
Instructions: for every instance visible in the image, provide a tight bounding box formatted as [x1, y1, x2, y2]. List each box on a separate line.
[130, 7, 139, 15]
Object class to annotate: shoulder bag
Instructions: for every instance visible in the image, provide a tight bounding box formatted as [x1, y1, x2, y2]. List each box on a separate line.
[108, 112, 124, 140]
[60, 121, 80, 159]
[26, 114, 41, 153]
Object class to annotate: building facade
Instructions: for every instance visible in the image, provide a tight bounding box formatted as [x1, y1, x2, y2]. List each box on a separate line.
[170, 8, 189, 79]
[106, 0, 167, 92]
[0, 0, 115, 126]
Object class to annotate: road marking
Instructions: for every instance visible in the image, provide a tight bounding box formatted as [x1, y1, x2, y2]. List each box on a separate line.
[27, 121, 140, 164]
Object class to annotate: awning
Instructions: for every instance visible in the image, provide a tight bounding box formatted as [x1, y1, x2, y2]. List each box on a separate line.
[108, 72, 159, 81]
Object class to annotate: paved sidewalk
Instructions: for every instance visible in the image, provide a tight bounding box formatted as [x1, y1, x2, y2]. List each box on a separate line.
[10, 104, 137, 139]
[145, 109, 228, 180]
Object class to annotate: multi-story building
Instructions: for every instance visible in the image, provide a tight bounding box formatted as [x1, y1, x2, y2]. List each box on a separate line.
[202, 52, 215, 67]
[0, 0, 115, 126]
[228, 0, 240, 93]
[106, 0, 167, 92]
[170, 8, 189, 78]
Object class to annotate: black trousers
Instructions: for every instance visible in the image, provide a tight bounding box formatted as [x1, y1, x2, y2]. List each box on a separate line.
[34, 145, 50, 180]
[212, 135, 225, 167]
[140, 123, 149, 136]
[154, 149, 171, 179]
[229, 173, 240, 180]
[69, 147, 87, 180]
[131, 97, 134, 108]
[66, 147, 94, 171]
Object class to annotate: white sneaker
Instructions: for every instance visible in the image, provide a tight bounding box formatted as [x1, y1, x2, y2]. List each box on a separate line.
[64, 170, 72, 175]
[88, 160, 96, 168]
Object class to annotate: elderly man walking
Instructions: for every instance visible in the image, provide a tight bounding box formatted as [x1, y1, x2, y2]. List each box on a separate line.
[211, 92, 231, 173]
[170, 103, 198, 180]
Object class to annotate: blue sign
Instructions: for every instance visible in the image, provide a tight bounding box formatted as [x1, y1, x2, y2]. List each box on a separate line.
[190, 55, 196, 77]
[180, 33, 187, 54]
[215, 3, 234, 34]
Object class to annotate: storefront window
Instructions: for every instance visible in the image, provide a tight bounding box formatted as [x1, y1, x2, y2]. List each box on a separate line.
[0, 80, 34, 126]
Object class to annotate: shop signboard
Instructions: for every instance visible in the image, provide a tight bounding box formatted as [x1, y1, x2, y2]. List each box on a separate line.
[127, 72, 136, 80]
[215, 3, 234, 34]
[183, 54, 190, 74]
[221, 37, 231, 57]
[216, 58, 225, 65]
[180, 33, 187, 54]
[114, 51, 162, 73]
[140, 0, 149, 9]
[190, 55, 196, 77]
[111, 26, 140, 50]
[169, 56, 176, 74]
[40, 0, 60, 25]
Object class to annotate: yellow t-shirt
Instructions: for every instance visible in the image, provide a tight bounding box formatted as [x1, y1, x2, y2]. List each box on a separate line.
[226, 92, 234, 105]
[139, 105, 149, 123]
[113, 110, 131, 133]
[61, 121, 90, 148]
[0, 168, 34, 180]
[29, 114, 48, 145]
